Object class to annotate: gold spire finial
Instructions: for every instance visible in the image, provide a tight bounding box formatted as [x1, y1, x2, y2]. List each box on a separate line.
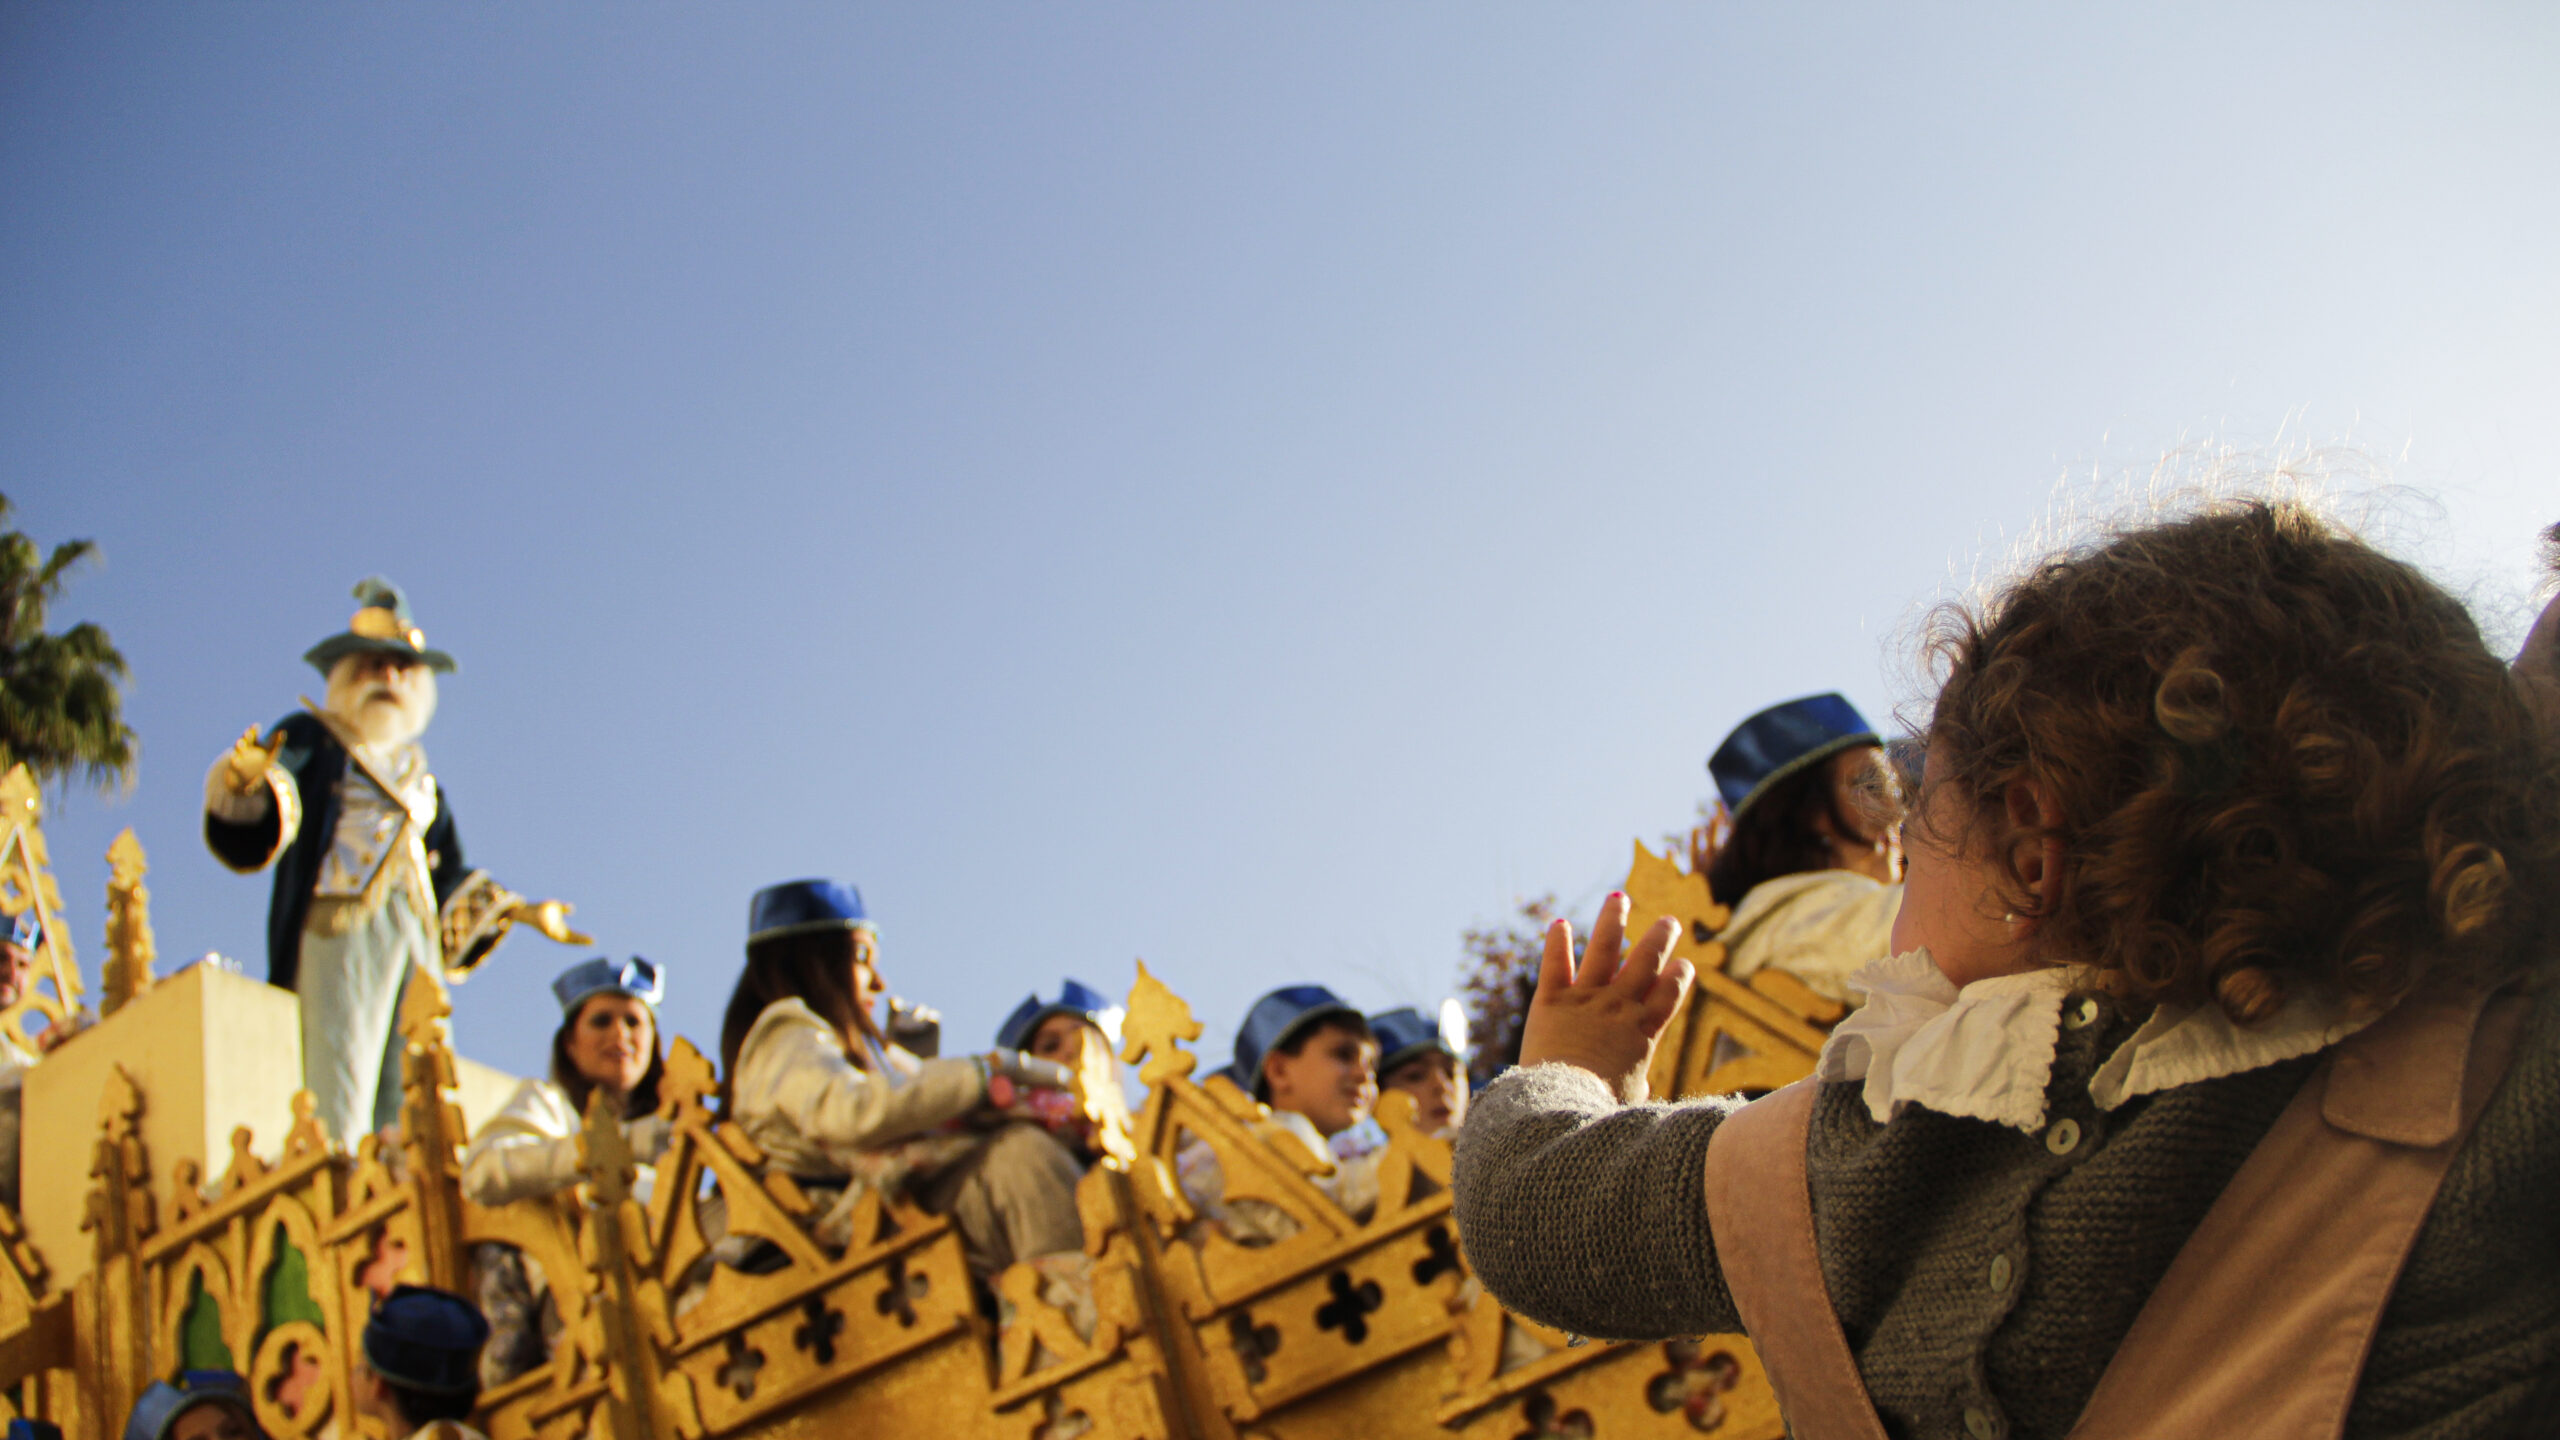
[1119, 960, 1203, 1089]
[102, 829, 155, 1018]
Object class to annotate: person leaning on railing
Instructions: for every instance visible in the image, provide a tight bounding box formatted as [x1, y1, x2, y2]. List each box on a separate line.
[1455, 504, 2560, 1437]
[461, 955, 673, 1386]
[718, 879, 1085, 1281]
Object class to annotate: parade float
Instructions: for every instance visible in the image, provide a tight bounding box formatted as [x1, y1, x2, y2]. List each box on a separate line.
[0, 774, 1840, 1440]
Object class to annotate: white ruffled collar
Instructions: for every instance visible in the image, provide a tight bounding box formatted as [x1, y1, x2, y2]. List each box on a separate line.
[1813, 949, 2374, 1132]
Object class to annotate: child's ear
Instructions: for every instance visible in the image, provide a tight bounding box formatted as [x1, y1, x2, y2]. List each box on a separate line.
[2003, 778, 2066, 912]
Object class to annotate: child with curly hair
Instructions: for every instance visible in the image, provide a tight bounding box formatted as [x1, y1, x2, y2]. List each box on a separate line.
[1454, 502, 2560, 1438]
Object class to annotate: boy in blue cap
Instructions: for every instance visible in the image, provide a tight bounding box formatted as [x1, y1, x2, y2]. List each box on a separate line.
[1177, 985, 1383, 1243]
[1371, 1001, 1471, 1137]
[354, 1285, 490, 1440]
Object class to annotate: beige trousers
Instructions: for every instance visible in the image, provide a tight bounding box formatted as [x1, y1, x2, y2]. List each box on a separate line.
[916, 1122, 1085, 1279]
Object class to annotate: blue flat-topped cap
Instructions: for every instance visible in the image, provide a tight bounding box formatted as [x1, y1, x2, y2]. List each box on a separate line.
[1371, 999, 1470, 1074]
[1233, 984, 1365, 1103]
[552, 955, 664, 1014]
[303, 576, 458, 676]
[1709, 692, 1880, 824]
[996, 978, 1123, 1052]
[5, 911, 40, 951]
[748, 878, 873, 944]
[363, 1284, 490, 1395]
[122, 1372, 254, 1440]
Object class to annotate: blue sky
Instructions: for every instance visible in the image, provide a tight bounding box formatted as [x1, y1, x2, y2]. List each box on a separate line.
[7, 6, 2556, 1086]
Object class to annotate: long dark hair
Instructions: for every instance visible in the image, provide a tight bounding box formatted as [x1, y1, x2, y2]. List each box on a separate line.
[551, 995, 666, 1122]
[718, 928, 870, 1093]
[1706, 750, 1879, 911]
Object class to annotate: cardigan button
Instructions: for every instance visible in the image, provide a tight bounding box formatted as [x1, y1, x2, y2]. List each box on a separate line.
[1965, 1407, 1998, 1439]
[2045, 1118, 2082, 1156]
[2062, 997, 2101, 1030]
[1988, 1254, 2013, 1293]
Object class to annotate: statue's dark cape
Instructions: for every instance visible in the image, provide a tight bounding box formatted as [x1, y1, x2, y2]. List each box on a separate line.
[204, 711, 468, 992]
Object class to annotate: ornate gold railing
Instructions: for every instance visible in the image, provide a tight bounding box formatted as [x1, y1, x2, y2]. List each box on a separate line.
[0, 772, 1837, 1440]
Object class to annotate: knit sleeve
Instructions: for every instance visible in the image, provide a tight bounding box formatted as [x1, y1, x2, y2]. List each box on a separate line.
[1451, 1062, 1742, 1341]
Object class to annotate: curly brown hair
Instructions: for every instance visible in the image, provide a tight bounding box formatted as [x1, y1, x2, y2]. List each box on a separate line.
[1920, 500, 2560, 1023]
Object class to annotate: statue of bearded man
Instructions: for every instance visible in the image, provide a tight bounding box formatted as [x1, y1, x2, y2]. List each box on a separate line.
[205, 577, 588, 1144]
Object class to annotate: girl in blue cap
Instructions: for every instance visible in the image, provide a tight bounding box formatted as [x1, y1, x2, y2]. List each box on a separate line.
[1701, 692, 1905, 1007]
[994, 980, 1128, 1166]
[462, 955, 671, 1384]
[719, 879, 1084, 1281]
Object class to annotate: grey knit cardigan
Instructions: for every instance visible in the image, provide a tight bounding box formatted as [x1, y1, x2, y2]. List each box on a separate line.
[1450, 980, 2560, 1440]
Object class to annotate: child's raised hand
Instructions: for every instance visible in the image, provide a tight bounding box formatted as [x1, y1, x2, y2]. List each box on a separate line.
[1515, 892, 1693, 1103]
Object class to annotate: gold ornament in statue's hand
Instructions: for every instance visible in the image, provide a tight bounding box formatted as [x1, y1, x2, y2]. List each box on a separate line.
[508, 899, 594, 947]
[223, 725, 285, 795]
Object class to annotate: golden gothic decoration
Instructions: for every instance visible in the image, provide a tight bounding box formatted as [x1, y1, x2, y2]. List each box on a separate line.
[102, 830, 156, 1020]
[0, 816, 1834, 1440]
[0, 765, 82, 1056]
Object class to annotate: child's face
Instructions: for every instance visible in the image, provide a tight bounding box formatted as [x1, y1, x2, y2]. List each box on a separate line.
[1893, 744, 2041, 988]
[1028, 1013, 1102, 1068]
[1263, 1021, 1379, 1138]
[849, 928, 888, 1018]
[1381, 1050, 1467, 1134]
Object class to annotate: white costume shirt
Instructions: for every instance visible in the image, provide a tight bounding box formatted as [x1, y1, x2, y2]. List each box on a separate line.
[1719, 869, 1902, 1005]
[462, 1077, 657, 1207]
[726, 999, 987, 1178]
[1814, 947, 2376, 1132]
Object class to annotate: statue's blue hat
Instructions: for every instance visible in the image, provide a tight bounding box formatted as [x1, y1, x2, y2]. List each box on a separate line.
[1232, 985, 1366, 1103]
[552, 955, 664, 1014]
[303, 576, 458, 676]
[996, 978, 1121, 1052]
[1371, 1001, 1470, 1074]
[6, 912, 41, 951]
[748, 879, 873, 945]
[362, 1284, 490, 1396]
[122, 1373, 254, 1440]
[1708, 693, 1880, 823]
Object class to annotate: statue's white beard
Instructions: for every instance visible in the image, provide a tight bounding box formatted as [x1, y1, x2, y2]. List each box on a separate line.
[325, 662, 437, 752]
